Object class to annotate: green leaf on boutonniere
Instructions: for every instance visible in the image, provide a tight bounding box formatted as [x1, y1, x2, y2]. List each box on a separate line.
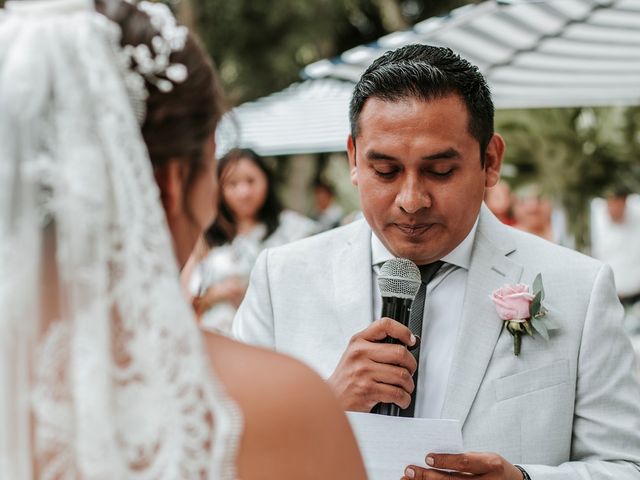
[533, 273, 545, 300]
[530, 290, 543, 318]
[531, 317, 549, 341]
[534, 304, 548, 318]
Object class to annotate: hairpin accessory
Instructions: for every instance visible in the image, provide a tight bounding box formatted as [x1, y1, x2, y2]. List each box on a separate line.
[119, 0, 189, 122]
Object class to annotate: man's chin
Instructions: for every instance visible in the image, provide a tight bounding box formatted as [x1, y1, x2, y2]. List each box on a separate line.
[385, 239, 442, 265]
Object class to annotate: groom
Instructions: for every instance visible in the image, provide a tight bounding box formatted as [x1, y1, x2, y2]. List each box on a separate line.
[234, 44, 640, 478]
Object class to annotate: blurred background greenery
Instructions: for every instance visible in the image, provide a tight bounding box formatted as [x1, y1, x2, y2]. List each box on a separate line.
[188, 0, 473, 104]
[3, 0, 637, 251]
[496, 106, 640, 250]
[182, 0, 640, 251]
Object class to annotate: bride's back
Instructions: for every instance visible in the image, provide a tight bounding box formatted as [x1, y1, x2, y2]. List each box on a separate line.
[0, 1, 365, 478]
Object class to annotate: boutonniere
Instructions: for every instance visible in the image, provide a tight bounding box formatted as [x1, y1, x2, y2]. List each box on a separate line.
[490, 274, 559, 356]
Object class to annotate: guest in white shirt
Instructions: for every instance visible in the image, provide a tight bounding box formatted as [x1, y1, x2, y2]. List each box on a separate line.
[591, 190, 640, 305]
[190, 148, 317, 334]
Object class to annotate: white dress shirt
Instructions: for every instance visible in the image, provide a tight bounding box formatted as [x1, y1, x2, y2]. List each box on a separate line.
[591, 195, 640, 298]
[371, 218, 479, 418]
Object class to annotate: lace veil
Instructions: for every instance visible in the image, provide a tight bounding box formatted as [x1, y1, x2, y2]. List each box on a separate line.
[0, 0, 241, 478]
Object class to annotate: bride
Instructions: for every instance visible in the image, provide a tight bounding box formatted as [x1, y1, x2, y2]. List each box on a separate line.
[0, 0, 366, 478]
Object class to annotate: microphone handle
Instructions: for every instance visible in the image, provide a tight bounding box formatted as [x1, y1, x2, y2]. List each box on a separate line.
[381, 297, 413, 342]
[373, 296, 413, 416]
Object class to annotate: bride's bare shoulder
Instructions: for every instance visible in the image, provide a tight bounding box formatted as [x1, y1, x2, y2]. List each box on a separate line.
[203, 333, 366, 480]
[203, 333, 323, 397]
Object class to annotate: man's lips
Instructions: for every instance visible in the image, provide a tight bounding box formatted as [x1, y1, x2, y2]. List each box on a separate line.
[392, 223, 434, 236]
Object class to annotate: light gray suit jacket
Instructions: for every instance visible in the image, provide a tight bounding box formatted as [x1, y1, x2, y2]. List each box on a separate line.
[234, 206, 640, 478]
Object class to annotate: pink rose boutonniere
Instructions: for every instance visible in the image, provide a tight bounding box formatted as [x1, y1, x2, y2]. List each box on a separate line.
[491, 274, 558, 356]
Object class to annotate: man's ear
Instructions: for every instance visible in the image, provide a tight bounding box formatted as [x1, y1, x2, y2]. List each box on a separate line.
[154, 159, 186, 219]
[484, 133, 505, 188]
[347, 135, 358, 186]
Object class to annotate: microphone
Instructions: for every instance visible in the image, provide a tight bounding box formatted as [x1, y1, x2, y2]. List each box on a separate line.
[372, 258, 421, 416]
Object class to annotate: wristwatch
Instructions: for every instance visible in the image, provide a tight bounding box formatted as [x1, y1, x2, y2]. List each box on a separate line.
[515, 465, 531, 480]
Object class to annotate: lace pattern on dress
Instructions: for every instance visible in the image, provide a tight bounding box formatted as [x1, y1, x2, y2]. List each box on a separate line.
[0, 2, 241, 479]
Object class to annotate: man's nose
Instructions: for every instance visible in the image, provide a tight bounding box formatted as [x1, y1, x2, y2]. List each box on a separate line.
[396, 176, 431, 214]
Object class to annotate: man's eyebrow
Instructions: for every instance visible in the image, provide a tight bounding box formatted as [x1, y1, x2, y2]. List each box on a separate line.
[365, 150, 397, 161]
[422, 148, 461, 161]
[364, 148, 461, 161]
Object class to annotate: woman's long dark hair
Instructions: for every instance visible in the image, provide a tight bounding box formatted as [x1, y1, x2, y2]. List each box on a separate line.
[205, 148, 282, 247]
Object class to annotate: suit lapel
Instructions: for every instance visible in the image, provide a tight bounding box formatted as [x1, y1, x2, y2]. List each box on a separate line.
[333, 220, 374, 338]
[440, 206, 523, 425]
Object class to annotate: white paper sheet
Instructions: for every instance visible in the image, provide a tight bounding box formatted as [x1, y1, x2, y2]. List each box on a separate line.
[347, 412, 463, 480]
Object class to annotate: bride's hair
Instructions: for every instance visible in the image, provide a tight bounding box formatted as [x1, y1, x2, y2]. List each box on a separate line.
[96, 0, 225, 190]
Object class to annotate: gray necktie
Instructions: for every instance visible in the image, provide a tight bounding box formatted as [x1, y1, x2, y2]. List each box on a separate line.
[401, 261, 443, 417]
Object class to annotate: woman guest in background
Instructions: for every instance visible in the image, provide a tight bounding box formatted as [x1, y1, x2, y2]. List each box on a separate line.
[0, 1, 365, 478]
[512, 183, 574, 248]
[484, 180, 515, 226]
[190, 148, 318, 334]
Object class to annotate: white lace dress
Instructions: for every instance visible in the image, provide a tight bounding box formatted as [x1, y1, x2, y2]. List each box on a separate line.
[0, 1, 242, 478]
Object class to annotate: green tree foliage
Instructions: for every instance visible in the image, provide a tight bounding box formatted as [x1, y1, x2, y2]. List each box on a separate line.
[497, 106, 640, 252]
[192, 0, 472, 104]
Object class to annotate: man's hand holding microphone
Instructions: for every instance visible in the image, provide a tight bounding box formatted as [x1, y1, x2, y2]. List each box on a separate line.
[328, 259, 422, 413]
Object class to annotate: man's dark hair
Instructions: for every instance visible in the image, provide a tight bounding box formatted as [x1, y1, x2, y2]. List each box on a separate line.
[349, 44, 494, 162]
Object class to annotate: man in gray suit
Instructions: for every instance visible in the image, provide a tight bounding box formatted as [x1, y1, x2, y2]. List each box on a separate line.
[234, 44, 640, 479]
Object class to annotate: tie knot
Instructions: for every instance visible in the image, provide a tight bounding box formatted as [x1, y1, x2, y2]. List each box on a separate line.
[419, 261, 444, 284]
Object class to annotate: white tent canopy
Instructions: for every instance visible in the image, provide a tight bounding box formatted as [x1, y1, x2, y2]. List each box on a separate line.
[218, 79, 353, 156]
[219, 0, 640, 156]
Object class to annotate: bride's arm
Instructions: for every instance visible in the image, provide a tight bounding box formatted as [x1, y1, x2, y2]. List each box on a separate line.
[203, 333, 367, 480]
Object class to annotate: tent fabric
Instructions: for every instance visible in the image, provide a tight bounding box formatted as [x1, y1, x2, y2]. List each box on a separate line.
[305, 0, 640, 109]
[220, 0, 640, 156]
[217, 78, 354, 156]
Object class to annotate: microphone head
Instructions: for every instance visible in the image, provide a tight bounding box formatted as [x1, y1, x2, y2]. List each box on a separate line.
[378, 258, 421, 299]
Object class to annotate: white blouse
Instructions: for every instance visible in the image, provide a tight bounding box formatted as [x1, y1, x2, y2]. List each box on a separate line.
[190, 211, 318, 334]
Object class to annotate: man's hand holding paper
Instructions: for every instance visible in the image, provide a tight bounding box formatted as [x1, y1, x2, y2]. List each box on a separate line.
[347, 413, 464, 480]
[403, 452, 525, 480]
